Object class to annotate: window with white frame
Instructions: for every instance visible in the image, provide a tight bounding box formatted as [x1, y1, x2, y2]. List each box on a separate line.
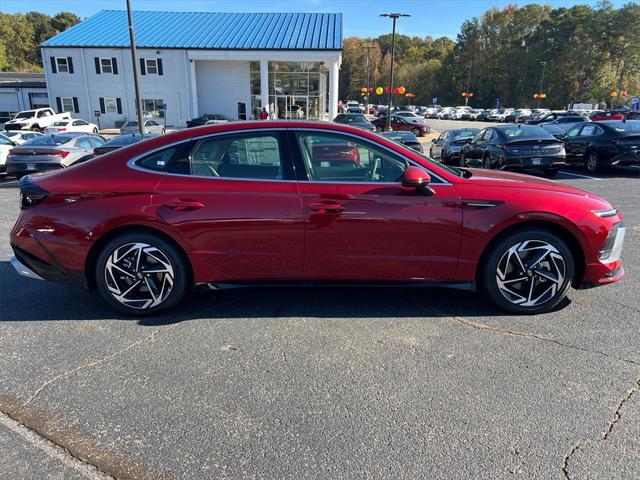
[104, 98, 117, 114]
[145, 59, 158, 75]
[61, 97, 75, 113]
[56, 57, 69, 73]
[100, 58, 113, 74]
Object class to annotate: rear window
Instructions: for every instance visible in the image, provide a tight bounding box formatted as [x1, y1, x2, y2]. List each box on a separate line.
[104, 135, 144, 147]
[607, 120, 640, 132]
[24, 135, 73, 146]
[500, 126, 550, 138]
[52, 121, 69, 126]
[0, 134, 12, 145]
[451, 129, 479, 139]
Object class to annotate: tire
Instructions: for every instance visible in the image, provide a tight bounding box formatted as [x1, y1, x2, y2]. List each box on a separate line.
[412, 127, 421, 137]
[483, 154, 491, 169]
[585, 150, 599, 173]
[459, 152, 467, 167]
[95, 232, 191, 316]
[480, 228, 575, 314]
[543, 168, 558, 177]
[31, 125, 41, 133]
[93, 128, 98, 134]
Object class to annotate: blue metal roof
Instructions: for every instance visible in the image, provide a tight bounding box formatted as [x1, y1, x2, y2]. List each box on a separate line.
[42, 10, 342, 50]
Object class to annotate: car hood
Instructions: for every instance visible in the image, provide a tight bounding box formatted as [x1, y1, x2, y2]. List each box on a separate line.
[464, 168, 599, 198]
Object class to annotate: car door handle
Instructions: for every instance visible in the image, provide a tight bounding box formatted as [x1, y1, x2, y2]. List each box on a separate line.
[162, 200, 205, 211]
[308, 202, 346, 213]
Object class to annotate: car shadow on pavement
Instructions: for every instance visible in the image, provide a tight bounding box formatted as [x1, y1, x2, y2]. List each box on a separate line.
[0, 261, 570, 325]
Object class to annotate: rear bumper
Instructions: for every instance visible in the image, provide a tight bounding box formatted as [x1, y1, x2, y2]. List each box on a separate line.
[608, 153, 640, 166]
[11, 244, 86, 286]
[6, 162, 63, 175]
[503, 155, 566, 170]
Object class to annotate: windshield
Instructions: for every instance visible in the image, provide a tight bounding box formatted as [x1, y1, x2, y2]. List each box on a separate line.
[383, 131, 416, 141]
[13, 111, 35, 119]
[0, 134, 13, 145]
[500, 125, 550, 138]
[104, 134, 145, 146]
[24, 135, 72, 146]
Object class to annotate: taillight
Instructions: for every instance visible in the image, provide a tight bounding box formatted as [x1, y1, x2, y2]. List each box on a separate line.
[19, 176, 49, 209]
[51, 151, 70, 158]
[58, 128, 66, 131]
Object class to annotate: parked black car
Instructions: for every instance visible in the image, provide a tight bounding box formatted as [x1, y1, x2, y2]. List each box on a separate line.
[382, 130, 423, 153]
[332, 113, 375, 131]
[526, 112, 572, 125]
[476, 110, 492, 121]
[186, 114, 231, 128]
[563, 120, 640, 172]
[92, 133, 159, 156]
[429, 128, 480, 165]
[460, 125, 566, 176]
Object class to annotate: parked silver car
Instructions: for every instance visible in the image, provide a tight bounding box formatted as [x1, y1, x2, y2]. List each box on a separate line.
[5, 133, 105, 177]
[120, 119, 165, 135]
[0, 130, 42, 144]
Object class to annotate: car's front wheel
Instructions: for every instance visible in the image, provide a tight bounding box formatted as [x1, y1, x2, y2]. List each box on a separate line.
[480, 229, 575, 314]
[95, 232, 191, 315]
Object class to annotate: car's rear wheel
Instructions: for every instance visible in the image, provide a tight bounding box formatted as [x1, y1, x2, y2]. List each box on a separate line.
[93, 128, 98, 134]
[95, 233, 191, 315]
[585, 150, 600, 173]
[412, 127, 421, 137]
[480, 229, 574, 314]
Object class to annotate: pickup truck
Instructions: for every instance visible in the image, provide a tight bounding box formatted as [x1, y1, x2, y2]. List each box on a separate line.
[3, 108, 71, 132]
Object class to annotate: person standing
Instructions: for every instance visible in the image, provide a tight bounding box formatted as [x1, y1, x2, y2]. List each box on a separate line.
[259, 108, 269, 120]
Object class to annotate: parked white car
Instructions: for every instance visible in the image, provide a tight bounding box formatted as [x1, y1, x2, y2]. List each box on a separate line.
[0, 130, 43, 144]
[437, 107, 454, 119]
[44, 119, 99, 134]
[3, 108, 71, 132]
[0, 133, 15, 175]
[120, 119, 165, 135]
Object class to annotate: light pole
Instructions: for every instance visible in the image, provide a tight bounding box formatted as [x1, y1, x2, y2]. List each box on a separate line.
[464, 64, 472, 106]
[537, 61, 547, 108]
[380, 13, 410, 131]
[364, 44, 374, 112]
[126, 0, 145, 137]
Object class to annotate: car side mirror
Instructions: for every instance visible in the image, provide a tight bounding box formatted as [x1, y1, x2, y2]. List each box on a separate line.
[401, 166, 435, 196]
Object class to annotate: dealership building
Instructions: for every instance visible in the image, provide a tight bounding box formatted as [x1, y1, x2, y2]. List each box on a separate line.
[41, 10, 343, 128]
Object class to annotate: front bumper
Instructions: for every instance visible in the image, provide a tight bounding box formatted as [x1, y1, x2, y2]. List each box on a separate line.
[580, 223, 626, 288]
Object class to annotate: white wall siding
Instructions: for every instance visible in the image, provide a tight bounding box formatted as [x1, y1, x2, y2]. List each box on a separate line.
[195, 61, 250, 119]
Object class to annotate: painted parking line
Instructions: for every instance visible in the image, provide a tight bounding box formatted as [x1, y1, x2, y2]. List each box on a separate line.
[558, 170, 602, 180]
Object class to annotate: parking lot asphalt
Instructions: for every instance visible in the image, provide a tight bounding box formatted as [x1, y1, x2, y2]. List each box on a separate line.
[0, 122, 639, 479]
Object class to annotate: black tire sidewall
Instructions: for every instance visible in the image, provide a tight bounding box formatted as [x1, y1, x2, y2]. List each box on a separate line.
[586, 151, 599, 172]
[95, 232, 191, 316]
[480, 229, 575, 314]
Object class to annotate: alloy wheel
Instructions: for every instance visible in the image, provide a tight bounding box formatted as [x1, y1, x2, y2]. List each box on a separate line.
[104, 242, 175, 310]
[495, 240, 566, 307]
[586, 152, 598, 172]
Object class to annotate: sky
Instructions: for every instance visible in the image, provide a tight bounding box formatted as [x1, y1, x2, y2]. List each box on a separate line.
[0, 0, 629, 39]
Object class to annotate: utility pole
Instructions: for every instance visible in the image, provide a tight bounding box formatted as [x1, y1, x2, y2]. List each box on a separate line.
[537, 61, 547, 108]
[380, 13, 410, 132]
[126, 0, 145, 137]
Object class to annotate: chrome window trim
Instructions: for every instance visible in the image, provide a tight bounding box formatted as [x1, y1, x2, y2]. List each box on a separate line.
[126, 126, 454, 186]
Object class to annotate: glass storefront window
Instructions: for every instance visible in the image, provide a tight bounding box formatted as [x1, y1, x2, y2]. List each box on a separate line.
[268, 61, 326, 120]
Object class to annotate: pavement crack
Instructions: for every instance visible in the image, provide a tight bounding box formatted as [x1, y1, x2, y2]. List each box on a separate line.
[561, 378, 640, 480]
[20, 324, 178, 409]
[0, 408, 114, 479]
[445, 315, 639, 366]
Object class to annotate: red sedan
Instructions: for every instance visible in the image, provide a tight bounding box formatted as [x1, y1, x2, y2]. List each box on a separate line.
[371, 115, 431, 136]
[11, 121, 625, 315]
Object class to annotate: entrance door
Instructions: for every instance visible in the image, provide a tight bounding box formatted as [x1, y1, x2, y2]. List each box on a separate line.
[275, 96, 308, 120]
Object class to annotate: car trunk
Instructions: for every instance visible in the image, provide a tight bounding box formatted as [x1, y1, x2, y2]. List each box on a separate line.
[505, 138, 563, 155]
[9, 148, 70, 163]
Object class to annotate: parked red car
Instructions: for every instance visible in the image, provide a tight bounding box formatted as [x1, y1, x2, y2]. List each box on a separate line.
[588, 110, 625, 121]
[11, 121, 624, 316]
[371, 115, 431, 136]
